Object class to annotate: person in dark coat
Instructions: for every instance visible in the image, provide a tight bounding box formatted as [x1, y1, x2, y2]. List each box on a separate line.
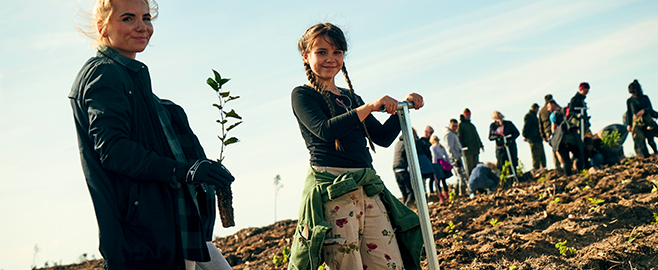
[625, 79, 658, 158]
[523, 103, 546, 171]
[548, 100, 584, 176]
[489, 111, 520, 172]
[69, 1, 234, 268]
[458, 108, 485, 175]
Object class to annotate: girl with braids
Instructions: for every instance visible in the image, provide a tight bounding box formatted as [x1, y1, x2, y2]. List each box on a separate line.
[289, 22, 424, 270]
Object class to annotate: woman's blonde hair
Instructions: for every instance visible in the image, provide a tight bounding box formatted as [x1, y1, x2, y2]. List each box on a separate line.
[430, 135, 443, 148]
[76, 0, 159, 48]
[491, 111, 504, 121]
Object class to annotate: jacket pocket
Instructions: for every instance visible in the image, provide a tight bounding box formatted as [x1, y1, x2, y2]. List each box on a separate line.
[289, 223, 311, 270]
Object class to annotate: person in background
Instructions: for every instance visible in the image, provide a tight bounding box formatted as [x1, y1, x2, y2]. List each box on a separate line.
[489, 111, 520, 172]
[429, 135, 450, 203]
[468, 162, 499, 199]
[392, 136, 414, 207]
[69, 0, 234, 268]
[539, 94, 561, 172]
[567, 82, 591, 135]
[413, 128, 436, 196]
[548, 100, 584, 176]
[458, 108, 485, 175]
[444, 118, 468, 196]
[626, 79, 658, 158]
[523, 103, 546, 174]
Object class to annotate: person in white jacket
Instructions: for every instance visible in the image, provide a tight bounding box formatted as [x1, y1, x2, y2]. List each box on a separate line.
[443, 119, 468, 196]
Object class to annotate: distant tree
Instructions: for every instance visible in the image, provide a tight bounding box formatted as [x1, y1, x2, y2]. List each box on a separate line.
[274, 175, 283, 222]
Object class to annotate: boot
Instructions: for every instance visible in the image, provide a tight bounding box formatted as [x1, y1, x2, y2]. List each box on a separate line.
[437, 192, 445, 204]
[444, 192, 451, 202]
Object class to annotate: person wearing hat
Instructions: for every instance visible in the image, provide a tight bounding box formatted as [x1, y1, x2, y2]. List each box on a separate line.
[458, 108, 484, 175]
[488, 111, 520, 172]
[523, 103, 546, 173]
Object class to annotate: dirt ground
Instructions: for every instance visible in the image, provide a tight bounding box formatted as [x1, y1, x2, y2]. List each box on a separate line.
[40, 156, 658, 270]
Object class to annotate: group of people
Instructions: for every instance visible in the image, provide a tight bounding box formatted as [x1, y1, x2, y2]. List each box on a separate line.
[394, 80, 654, 205]
[68, 0, 654, 268]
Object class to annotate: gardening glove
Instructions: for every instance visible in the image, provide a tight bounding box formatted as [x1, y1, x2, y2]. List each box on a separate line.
[175, 159, 234, 188]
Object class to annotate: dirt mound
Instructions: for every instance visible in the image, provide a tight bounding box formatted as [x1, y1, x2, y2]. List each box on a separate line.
[40, 157, 658, 270]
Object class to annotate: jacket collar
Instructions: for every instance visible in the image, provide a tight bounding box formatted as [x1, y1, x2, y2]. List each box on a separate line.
[97, 45, 145, 72]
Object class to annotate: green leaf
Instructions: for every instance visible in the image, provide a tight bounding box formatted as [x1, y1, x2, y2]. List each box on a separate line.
[217, 135, 226, 141]
[217, 119, 228, 124]
[207, 78, 219, 91]
[219, 78, 231, 86]
[219, 91, 230, 98]
[226, 121, 242, 132]
[225, 109, 242, 119]
[226, 95, 240, 102]
[224, 137, 239, 146]
[212, 103, 223, 110]
[212, 69, 222, 86]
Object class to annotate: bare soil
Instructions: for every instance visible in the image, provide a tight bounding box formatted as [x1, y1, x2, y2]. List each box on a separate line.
[40, 156, 658, 270]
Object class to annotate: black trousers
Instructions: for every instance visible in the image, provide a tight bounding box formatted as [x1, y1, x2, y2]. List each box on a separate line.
[557, 142, 584, 176]
[394, 170, 413, 205]
[496, 143, 518, 171]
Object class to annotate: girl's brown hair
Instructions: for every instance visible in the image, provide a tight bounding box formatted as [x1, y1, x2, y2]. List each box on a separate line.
[298, 23, 376, 152]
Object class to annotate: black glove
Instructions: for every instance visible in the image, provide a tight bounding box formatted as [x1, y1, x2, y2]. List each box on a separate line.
[175, 159, 234, 187]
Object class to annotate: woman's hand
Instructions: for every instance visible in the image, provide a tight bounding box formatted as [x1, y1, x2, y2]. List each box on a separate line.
[637, 109, 645, 117]
[404, 92, 424, 110]
[627, 125, 632, 132]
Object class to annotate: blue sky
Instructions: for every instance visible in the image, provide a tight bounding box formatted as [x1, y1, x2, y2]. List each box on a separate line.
[1, 0, 657, 269]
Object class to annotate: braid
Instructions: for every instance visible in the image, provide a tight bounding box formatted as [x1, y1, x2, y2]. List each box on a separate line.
[304, 62, 344, 151]
[342, 65, 377, 153]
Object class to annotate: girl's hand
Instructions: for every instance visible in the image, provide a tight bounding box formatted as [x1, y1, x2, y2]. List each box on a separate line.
[404, 92, 424, 110]
[369, 95, 399, 114]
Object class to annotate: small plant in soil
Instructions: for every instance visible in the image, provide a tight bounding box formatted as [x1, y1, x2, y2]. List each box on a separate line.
[510, 266, 518, 270]
[621, 178, 630, 184]
[587, 197, 604, 210]
[317, 262, 326, 270]
[446, 221, 463, 241]
[550, 197, 560, 204]
[449, 191, 456, 202]
[627, 227, 639, 244]
[651, 212, 658, 224]
[651, 180, 658, 193]
[489, 218, 501, 226]
[555, 240, 577, 256]
[582, 185, 590, 191]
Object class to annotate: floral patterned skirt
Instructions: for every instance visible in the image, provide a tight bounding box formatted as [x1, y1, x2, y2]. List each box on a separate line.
[322, 186, 405, 270]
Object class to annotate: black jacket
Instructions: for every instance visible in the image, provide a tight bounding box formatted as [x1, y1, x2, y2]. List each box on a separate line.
[69, 46, 185, 269]
[488, 120, 520, 148]
[522, 110, 542, 142]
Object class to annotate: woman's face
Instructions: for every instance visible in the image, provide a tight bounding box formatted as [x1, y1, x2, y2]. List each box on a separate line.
[100, 0, 153, 59]
[303, 35, 344, 87]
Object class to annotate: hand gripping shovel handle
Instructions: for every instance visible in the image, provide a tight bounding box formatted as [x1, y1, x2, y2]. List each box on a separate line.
[379, 101, 415, 112]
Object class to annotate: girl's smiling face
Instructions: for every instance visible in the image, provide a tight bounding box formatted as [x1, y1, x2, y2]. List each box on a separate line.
[303, 35, 344, 89]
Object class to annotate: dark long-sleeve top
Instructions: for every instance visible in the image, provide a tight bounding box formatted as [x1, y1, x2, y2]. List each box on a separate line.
[488, 120, 520, 148]
[522, 110, 542, 142]
[568, 92, 587, 117]
[458, 119, 484, 155]
[626, 94, 655, 126]
[291, 85, 401, 168]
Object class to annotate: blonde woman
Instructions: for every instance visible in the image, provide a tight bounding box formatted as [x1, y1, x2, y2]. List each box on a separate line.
[488, 111, 520, 172]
